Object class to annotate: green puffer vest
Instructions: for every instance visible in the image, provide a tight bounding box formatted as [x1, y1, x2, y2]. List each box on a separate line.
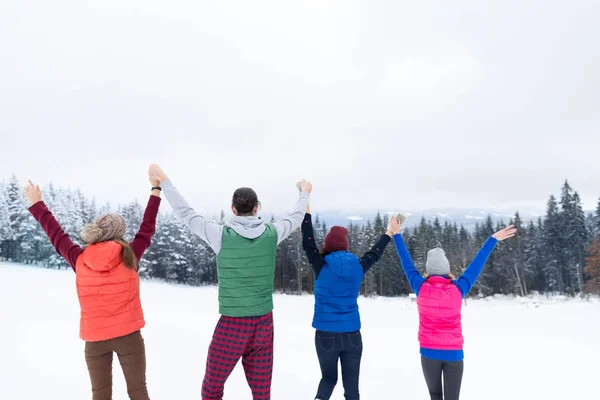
[216, 224, 278, 317]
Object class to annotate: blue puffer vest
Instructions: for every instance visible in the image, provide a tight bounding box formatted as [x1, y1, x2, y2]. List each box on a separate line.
[313, 251, 364, 332]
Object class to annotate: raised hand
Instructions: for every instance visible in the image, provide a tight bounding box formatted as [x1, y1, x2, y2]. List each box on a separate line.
[24, 180, 42, 206]
[148, 164, 168, 185]
[387, 214, 402, 236]
[149, 175, 161, 187]
[492, 225, 517, 241]
[299, 179, 312, 194]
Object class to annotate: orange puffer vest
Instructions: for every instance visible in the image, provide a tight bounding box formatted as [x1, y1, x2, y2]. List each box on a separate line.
[75, 241, 145, 342]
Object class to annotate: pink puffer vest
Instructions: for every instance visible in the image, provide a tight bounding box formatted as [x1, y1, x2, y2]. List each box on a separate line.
[416, 276, 464, 350]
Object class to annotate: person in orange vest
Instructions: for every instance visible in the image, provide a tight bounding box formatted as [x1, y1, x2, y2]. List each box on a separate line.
[24, 176, 162, 400]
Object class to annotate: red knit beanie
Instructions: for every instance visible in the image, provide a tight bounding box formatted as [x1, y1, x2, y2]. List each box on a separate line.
[324, 226, 349, 253]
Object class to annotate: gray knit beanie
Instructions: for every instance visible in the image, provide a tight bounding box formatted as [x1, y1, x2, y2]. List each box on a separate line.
[425, 248, 450, 276]
[80, 214, 126, 244]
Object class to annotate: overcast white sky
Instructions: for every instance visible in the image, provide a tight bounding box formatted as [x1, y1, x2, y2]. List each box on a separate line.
[1, 0, 599, 214]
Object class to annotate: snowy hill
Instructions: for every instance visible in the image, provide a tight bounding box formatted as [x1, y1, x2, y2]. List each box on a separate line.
[0, 262, 597, 399]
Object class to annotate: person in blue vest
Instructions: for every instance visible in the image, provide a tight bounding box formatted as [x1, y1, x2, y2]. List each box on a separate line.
[301, 204, 401, 400]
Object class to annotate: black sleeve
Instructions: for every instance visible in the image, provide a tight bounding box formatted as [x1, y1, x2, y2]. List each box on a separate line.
[301, 213, 325, 278]
[359, 234, 391, 274]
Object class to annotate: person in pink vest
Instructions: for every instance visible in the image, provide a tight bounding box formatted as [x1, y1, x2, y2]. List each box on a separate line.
[392, 221, 516, 400]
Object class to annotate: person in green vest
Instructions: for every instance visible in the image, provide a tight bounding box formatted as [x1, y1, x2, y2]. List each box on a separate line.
[148, 164, 311, 400]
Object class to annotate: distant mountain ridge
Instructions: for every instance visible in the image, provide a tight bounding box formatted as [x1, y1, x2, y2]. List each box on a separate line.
[297, 208, 545, 229]
[239, 206, 595, 230]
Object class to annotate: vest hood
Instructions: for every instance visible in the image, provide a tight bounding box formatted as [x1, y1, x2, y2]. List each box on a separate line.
[81, 241, 124, 272]
[324, 251, 360, 277]
[225, 216, 267, 239]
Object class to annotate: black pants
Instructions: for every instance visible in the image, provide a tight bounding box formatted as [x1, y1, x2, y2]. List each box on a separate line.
[421, 356, 464, 400]
[314, 330, 362, 400]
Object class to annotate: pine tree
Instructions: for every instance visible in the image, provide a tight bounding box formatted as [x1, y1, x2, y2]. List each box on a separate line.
[120, 201, 143, 241]
[441, 221, 453, 251]
[543, 195, 563, 293]
[570, 192, 588, 295]
[454, 225, 472, 277]
[77, 190, 96, 226]
[188, 234, 217, 286]
[0, 181, 11, 260]
[349, 221, 373, 296]
[488, 219, 514, 294]
[524, 219, 546, 293]
[362, 215, 379, 296]
[413, 217, 433, 270]
[559, 181, 577, 294]
[62, 189, 85, 244]
[19, 212, 46, 264]
[33, 184, 67, 268]
[289, 227, 309, 294]
[432, 217, 443, 247]
[443, 222, 463, 278]
[144, 213, 172, 281]
[585, 213, 596, 242]
[3, 176, 28, 261]
[472, 217, 496, 296]
[275, 225, 300, 294]
[511, 213, 527, 296]
[166, 218, 196, 284]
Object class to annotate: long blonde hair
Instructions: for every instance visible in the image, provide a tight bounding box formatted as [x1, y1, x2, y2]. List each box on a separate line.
[115, 239, 137, 270]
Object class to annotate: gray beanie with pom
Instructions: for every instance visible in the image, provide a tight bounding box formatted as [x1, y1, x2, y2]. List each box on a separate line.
[80, 214, 126, 244]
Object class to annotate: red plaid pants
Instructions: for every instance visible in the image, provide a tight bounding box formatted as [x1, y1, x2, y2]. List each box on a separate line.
[201, 312, 274, 400]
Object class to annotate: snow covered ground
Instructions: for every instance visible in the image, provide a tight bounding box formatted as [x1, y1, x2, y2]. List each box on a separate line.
[0, 262, 596, 399]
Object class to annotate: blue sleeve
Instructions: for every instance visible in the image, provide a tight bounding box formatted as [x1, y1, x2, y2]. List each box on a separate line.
[454, 237, 498, 297]
[393, 234, 426, 295]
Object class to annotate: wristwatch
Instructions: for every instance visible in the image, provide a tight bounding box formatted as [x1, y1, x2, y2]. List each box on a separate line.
[152, 186, 162, 191]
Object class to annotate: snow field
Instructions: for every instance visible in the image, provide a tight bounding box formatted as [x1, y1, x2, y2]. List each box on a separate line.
[0, 263, 596, 399]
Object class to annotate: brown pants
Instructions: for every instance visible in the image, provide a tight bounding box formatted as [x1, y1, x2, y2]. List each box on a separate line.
[84, 330, 150, 400]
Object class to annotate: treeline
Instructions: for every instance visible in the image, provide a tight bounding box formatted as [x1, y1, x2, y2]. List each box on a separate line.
[1, 175, 600, 297]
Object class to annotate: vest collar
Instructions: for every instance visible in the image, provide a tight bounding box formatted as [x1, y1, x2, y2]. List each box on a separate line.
[427, 275, 453, 284]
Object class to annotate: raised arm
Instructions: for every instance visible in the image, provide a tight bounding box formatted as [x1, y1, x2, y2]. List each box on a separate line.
[25, 180, 82, 271]
[392, 233, 426, 295]
[454, 225, 516, 297]
[272, 180, 311, 245]
[359, 217, 398, 274]
[149, 164, 223, 254]
[129, 180, 162, 261]
[301, 205, 325, 278]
